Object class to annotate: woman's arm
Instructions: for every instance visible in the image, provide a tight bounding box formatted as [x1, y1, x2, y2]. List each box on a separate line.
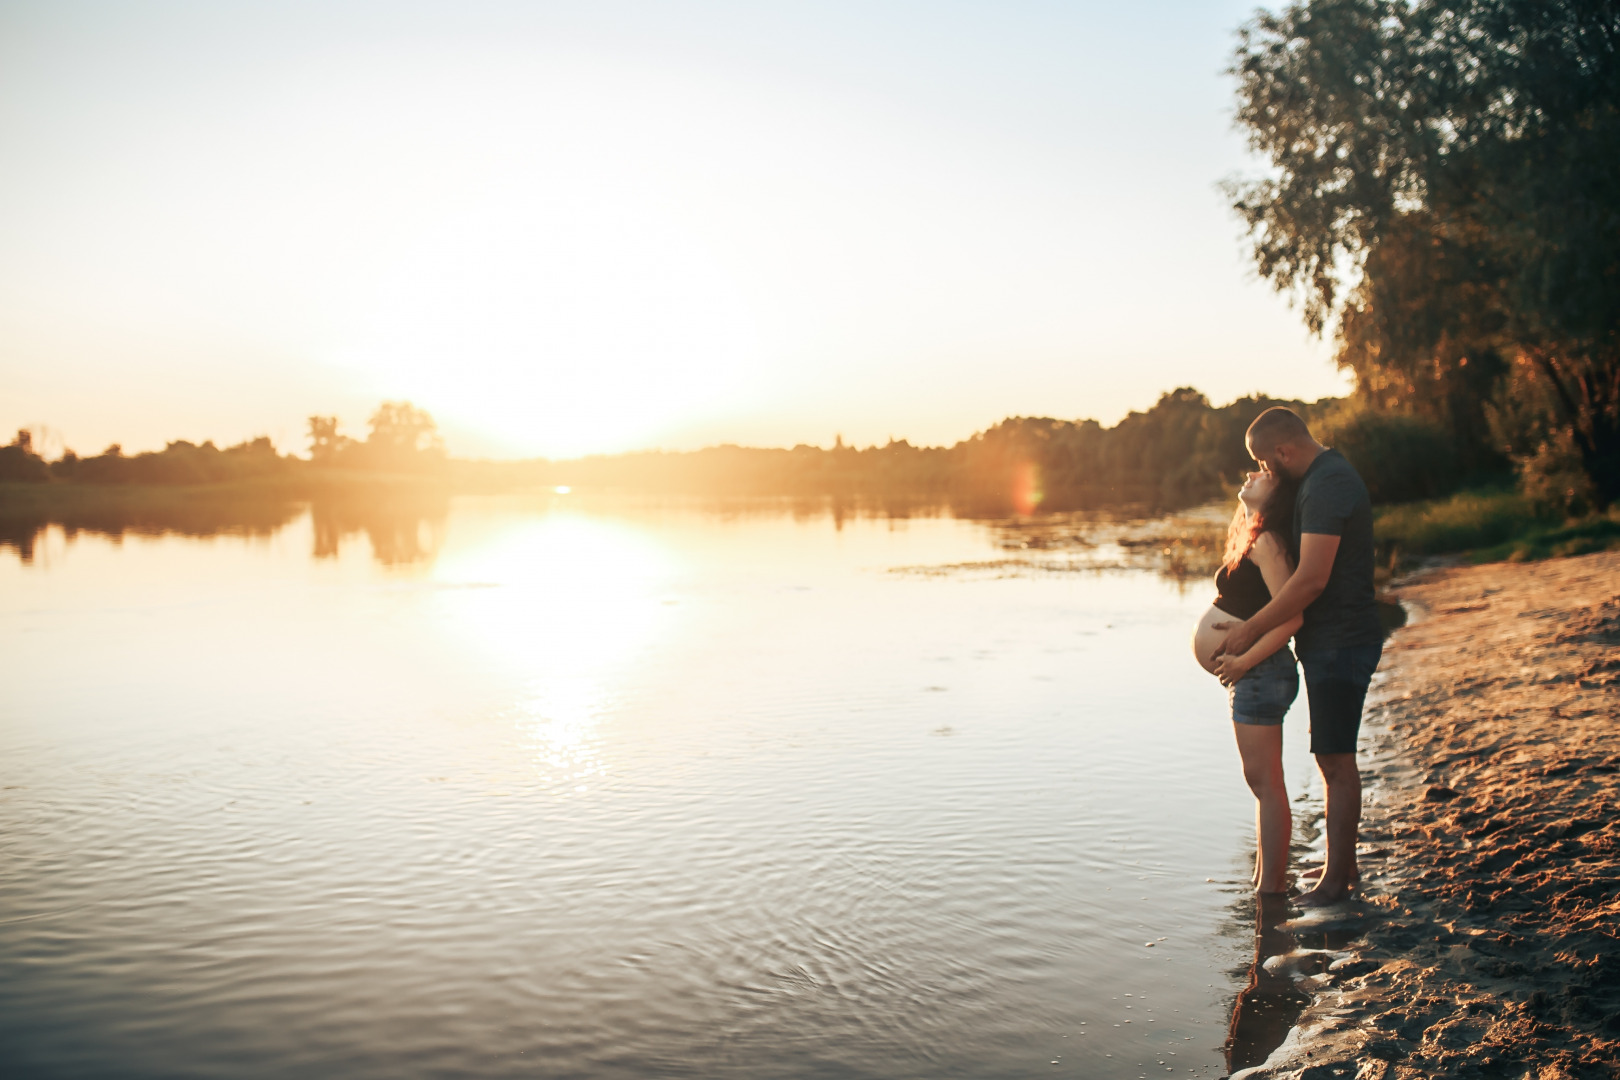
[1215, 533, 1336, 659]
[1215, 533, 1304, 686]
[1218, 618, 1304, 686]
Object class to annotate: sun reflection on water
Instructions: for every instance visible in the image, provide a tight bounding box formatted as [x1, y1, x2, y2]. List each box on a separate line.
[432, 509, 679, 789]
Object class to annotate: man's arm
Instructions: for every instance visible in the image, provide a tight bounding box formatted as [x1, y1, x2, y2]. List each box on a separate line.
[1215, 533, 1340, 657]
[1215, 616, 1304, 686]
[1214, 532, 1305, 685]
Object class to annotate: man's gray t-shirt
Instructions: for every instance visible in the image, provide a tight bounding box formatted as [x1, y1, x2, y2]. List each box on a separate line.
[1293, 449, 1382, 652]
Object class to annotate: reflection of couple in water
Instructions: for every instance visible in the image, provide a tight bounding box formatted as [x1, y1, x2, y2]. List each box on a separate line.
[1193, 407, 1383, 904]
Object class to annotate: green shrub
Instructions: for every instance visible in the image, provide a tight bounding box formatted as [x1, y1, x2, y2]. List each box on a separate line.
[1514, 429, 1597, 518]
[1318, 405, 1460, 504]
[1374, 490, 1545, 556]
[1376, 489, 1620, 563]
[1472, 512, 1620, 563]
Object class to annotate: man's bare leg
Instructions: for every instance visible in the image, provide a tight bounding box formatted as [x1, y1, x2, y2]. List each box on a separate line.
[1298, 752, 1359, 906]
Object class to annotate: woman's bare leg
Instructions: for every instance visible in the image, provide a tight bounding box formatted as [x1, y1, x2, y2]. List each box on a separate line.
[1234, 724, 1290, 893]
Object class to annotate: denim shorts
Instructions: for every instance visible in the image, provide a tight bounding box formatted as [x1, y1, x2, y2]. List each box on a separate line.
[1229, 647, 1299, 726]
[1299, 642, 1383, 755]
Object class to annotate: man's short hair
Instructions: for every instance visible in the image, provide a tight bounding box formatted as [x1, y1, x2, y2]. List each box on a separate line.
[1246, 407, 1313, 453]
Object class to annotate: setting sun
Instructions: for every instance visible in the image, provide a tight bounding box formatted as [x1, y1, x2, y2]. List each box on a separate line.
[0, 1, 1343, 459]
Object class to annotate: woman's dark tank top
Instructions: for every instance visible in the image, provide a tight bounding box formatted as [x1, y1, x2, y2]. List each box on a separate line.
[1214, 554, 1271, 620]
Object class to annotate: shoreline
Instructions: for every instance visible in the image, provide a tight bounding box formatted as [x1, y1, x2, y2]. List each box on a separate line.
[1234, 550, 1620, 1079]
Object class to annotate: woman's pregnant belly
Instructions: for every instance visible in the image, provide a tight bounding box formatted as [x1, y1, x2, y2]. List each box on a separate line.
[1191, 604, 1240, 675]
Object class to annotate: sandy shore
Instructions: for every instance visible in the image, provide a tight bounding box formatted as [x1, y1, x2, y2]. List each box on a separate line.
[1235, 549, 1620, 1080]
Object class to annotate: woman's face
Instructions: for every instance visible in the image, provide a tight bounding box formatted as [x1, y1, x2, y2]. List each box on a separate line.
[1238, 468, 1276, 512]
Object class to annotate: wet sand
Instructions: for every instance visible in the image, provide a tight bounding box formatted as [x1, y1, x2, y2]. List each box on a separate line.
[1237, 549, 1620, 1079]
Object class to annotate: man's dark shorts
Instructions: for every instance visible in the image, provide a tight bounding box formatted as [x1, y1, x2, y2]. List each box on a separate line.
[1299, 643, 1383, 755]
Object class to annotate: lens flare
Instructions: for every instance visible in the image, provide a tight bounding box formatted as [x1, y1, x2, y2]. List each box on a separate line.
[1011, 461, 1044, 515]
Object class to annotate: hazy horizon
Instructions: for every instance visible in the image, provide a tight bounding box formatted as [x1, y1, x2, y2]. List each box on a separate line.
[11, 382, 1340, 464]
[1, 0, 1347, 461]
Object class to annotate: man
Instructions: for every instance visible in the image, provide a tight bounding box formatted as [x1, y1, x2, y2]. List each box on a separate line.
[1216, 407, 1383, 906]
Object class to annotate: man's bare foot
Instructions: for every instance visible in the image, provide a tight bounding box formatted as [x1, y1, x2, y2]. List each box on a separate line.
[1295, 880, 1354, 907]
[1298, 864, 1359, 887]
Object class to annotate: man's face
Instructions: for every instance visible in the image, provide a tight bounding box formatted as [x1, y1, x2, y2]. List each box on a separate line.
[1246, 435, 1284, 478]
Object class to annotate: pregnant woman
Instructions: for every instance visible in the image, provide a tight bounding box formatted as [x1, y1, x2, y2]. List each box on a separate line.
[1192, 468, 1303, 893]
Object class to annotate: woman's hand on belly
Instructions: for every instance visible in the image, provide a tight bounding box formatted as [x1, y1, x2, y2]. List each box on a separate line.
[1192, 605, 1241, 675]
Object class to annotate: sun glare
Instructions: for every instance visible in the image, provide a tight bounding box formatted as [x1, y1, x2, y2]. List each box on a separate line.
[343, 210, 760, 458]
[431, 511, 680, 786]
[302, 50, 773, 459]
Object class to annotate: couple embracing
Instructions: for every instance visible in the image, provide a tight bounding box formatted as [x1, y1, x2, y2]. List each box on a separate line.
[1193, 407, 1383, 906]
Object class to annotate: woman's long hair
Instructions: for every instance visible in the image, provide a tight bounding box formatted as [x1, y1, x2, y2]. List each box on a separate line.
[1222, 473, 1298, 572]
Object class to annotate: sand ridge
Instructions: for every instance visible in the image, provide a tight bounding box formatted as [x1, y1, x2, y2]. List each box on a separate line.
[1237, 549, 1620, 1080]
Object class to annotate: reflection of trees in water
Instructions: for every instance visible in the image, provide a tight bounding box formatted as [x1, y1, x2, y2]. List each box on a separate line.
[0, 498, 300, 565]
[310, 496, 447, 565]
[576, 493, 1227, 585]
[4, 489, 1231, 582]
[0, 516, 45, 563]
[0, 491, 447, 568]
[619, 493, 952, 529]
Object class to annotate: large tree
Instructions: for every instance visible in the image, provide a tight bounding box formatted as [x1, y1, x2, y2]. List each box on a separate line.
[1227, 0, 1620, 505]
[365, 401, 443, 463]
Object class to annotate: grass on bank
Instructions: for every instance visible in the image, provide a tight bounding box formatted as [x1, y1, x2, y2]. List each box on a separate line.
[1376, 489, 1620, 564]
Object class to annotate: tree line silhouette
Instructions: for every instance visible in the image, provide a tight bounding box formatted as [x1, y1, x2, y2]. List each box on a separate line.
[536, 389, 1471, 511]
[1, 387, 1478, 519]
[0, 402, 445, 486]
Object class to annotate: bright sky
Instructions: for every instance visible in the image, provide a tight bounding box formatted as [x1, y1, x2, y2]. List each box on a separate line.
[0, 0, 1345, 460]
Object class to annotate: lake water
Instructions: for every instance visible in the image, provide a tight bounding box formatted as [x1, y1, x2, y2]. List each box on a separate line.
[0, 493, 1329, 1079]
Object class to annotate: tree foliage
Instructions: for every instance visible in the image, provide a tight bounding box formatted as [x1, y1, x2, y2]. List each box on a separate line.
[1228, 0, 1620, 505]
[34, 437, 287, 484]
[0, 431, 49, 482]
[549, 389, 1339, 512]
[1315, 400, 1460, 502]
[307, 416, 343, 465]
[364, 402, 444, 464]
[305, 401, 446, 474]
[16, 393, 1461, 515]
